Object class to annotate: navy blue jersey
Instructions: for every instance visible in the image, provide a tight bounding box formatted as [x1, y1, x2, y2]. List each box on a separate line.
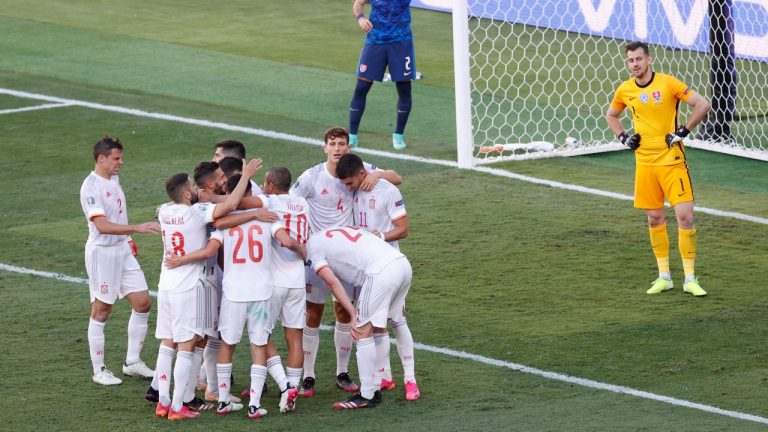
[366, 0, 412, 45]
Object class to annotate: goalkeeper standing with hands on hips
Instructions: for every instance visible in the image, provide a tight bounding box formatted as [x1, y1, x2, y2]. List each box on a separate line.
[605, 41, 711, 297]
[349, 0, 414, 150]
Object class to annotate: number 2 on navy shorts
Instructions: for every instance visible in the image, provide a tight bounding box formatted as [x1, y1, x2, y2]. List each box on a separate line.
[357, 40, 416, 82]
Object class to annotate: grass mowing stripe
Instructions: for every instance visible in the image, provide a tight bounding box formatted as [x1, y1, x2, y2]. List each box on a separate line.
[3, 261, 768, 426]
[0, 101, 73, 115]
[2, 86, 766, 226]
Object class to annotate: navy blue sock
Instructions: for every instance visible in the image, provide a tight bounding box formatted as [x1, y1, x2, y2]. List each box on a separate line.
[349, 79, 373, 135]
[395, 81, 412, 134]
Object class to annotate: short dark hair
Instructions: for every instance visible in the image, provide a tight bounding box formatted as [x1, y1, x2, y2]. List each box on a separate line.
[336, 153, 364, 180]
[194, 161, 220, 187]
[165, 173, 190, 202]
[215, 139, 246, 159]
[626, 41, 650, 55]
[219, 156, 243, 178]
[226, 174, 252, 194]
[93, 135, 123, 161]
[324, 126, 349, 144]
[265, 167, 292, 192]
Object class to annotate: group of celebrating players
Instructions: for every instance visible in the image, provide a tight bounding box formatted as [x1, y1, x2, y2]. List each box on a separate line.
[79, 126, 420, 421]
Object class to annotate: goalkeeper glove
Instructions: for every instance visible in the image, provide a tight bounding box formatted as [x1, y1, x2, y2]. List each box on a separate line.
[665, 126, 690, 147]
[127, 237, 138, 257]
[618, 132, 641, 150]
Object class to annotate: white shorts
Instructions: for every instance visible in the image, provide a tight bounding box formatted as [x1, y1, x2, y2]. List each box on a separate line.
[218, 296, 271, 346]
[356, 257, 412, 329]
[270, 286, 306, 330]
[155, 283, 206, 343]
[85, 242, 148, 304]
[306, 267, 358, 305]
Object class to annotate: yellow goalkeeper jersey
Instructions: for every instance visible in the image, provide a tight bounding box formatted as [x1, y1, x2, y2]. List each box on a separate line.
[610, 72, 695, 166]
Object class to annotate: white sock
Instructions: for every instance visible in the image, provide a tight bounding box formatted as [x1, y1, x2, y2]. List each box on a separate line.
[249, 365, 268, 408]
[267, 355, 289, 391]
[302, 327, 320, 379]
[659, 272, 671, 280]
[156, 345, 176, 406]
[685, 274, 696, 283]
[126, 310, 149, 364]
[392, 319, 416, 383]
[171, 351, 193, 412]
[88, 318, 106, 374]
[286, 367, 302, 388]
[335, 321, 353, 376]
[205, 338, 220, 393]
[374, 332, 392, 382]
[356, 337, 377, 399]
[183, 347, 204, 402]
[216, 363, 233, 403]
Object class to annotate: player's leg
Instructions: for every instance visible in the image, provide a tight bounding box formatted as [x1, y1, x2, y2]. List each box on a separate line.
[282, 287, 305, 391]
[635, 165, 672, 294]
[246, 300, 272, 420]
[388, 258, 419, 400]
[333, 300, 358, 392]
[373, 328, 394, 390]
[154, 340, 176, 417]
[168, 338, 200, 421]
[666, 164, 705, 296]
[387, 41, 416, 150]
[122, 256, 154, 378]
[86, 244, 121, 384]
[215, 297, 244, 414]
[301, 270, 328, 397]
[349, 44, 387, 147]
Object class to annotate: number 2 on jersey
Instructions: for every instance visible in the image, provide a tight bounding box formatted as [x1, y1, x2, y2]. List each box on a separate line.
[325, 227, 362, 242]
[230, 225, 263, 263]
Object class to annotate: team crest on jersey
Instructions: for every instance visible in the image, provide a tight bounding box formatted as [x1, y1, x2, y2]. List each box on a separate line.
[652, 91, 662, 104]
[639, 93, 649, 103]
[369, 197, 376, 209]
[360, 64, 367, 73]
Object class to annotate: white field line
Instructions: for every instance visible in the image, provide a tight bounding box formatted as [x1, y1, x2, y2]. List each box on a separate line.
[2, 260, 768, 425]
[0, 102, 73, 115]
[1, 87, 766, 225]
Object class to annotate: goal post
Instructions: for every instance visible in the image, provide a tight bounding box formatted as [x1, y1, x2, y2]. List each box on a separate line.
[445, 0, 768, 165]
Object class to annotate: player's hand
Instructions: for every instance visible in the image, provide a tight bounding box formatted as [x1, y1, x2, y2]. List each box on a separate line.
[357, 17, 372, 32]
[242, 158, 263, 178]
[135, 221, 161, 234]
[618, 132, 641, 150]
[163, 253, 183, 269]
[127, 237, 138, 256]
[665, 126, 690, 148]
[360, 171, 381, 191]
[251, 209, 278, 223]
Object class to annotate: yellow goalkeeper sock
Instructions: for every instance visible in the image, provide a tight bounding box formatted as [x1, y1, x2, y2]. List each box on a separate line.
[649, 224, 670, 275]
[679, 227, 697, 279]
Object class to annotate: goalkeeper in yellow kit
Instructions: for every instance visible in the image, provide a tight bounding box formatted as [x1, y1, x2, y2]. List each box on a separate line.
[605, 41, 711, 296]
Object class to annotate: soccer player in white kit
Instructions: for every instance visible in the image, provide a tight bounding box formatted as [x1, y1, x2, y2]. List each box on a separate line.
[307, 226, 413, 409]
[153, 161, 257, 420]
[336, 153, 419, 401]
[80, 136, 160, 386]
[289, 126, 402, 397]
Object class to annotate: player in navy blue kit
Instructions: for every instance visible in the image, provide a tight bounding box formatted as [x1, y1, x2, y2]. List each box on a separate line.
[350, 0, 414, 150]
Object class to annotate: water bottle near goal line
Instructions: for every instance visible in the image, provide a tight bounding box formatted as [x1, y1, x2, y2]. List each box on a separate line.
[383, 72, 423, 82]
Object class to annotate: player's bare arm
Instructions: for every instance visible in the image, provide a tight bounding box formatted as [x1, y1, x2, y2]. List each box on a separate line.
[316, 266, 357, 330]
[274, 229, 307, 261]
[164, 238, 221, 269]
[682, 93, 711, 130]
[353, 0, 372, 32]
[360, 168, 402, 191]
[374, 215, 409, 242]
[91, 216, 160, 235]
[212, 209, 278, 229]
[605, 105, 626, 138]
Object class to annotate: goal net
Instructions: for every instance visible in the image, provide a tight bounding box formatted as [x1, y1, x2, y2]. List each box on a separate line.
[450, 0, 768, 166]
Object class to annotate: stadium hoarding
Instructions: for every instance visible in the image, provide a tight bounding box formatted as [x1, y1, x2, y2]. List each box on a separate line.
[412, 0, 768, 62]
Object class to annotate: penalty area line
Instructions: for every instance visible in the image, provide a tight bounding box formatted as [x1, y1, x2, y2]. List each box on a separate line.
[0, 102, 74, 115]
[2, 261, 768, 425]
[0, 87, 766, 225]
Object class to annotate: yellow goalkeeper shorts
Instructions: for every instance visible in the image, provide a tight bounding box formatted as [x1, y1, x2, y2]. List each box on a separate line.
[633, 162, 694, 209]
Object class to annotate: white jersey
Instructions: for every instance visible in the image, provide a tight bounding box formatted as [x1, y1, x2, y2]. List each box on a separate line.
[157, 202, 217, 293]
[307, 226, 404, 288]
[250, 179, 264, 196]
[290, 161, 376, 233]
[211, 216, 282, 302]
[353, 179, 406, 250]
[80, 172, 129, 247]
[258, 193, 310, 289]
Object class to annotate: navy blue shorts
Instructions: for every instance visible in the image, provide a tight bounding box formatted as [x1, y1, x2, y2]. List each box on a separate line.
[356, 40, 416, 82]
